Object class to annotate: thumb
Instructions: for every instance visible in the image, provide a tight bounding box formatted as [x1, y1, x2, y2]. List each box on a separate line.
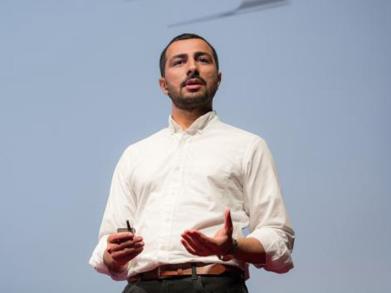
[224, 208, 233, 236]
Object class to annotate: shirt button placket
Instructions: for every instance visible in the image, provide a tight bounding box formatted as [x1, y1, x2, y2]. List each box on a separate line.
[158, 133, 186, 260]
[164, 133, 188, 258]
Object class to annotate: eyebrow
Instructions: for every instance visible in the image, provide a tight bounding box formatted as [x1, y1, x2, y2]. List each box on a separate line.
[169, 51, 213, 62]
[170, 53, 187, 61]
[194, 51, 212, 59]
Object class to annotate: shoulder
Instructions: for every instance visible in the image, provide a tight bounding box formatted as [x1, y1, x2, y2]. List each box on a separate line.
[212, 119, 275, 171]
[118, 128, 169, 163]
[213, 118, 267, 147]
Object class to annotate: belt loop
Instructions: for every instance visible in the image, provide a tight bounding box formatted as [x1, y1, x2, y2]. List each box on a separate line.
[191, 263, 197, 280]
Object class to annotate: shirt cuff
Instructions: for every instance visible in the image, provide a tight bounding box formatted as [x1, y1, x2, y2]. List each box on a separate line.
[246, 227, 294, 274]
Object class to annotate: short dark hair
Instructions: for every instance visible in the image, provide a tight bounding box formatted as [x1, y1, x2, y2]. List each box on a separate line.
[159, 33, 219, 77]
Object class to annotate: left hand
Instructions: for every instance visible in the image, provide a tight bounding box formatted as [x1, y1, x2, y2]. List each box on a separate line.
[180, 208, 234, 258]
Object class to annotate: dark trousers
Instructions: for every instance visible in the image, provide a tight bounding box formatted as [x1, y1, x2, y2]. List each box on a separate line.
[122, 273, 248, 293]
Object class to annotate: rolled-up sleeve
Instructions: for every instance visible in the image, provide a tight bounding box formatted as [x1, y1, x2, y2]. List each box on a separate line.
[242, 137, 295, 273]
[88, 149, 136, 280]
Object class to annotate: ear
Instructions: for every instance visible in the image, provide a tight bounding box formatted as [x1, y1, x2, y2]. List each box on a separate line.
[159, 77, 169, 95]
[217, 72, 222, 87]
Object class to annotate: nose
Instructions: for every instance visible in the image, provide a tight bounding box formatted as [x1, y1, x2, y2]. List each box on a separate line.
[186, 59, 199, 76]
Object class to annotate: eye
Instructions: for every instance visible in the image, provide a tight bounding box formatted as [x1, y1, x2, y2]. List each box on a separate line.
[172, 59, 185, 66]
[198, 56, 211, 63]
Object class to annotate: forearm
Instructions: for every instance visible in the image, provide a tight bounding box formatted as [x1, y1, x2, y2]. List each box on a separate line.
[232, 237, 266, 265]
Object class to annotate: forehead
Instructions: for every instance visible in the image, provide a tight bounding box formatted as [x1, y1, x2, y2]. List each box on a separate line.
[165, 38, 214, 60]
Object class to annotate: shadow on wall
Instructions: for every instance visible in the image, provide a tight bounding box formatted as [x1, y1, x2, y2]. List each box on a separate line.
[169, 0, 289, 27]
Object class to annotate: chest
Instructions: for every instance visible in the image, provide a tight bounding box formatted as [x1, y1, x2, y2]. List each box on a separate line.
[128, 135, 245, 197]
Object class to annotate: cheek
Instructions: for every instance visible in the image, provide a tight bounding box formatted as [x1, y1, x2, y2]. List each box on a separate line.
[165, 71, 184, 85]
[203, 68, 218, 79]
[204, 72, 219, 86]
[166, 79, 180, 90]
[165, 80, 182, 95]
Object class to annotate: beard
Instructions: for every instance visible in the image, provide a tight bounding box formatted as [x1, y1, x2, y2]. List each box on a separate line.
[169, 89, 214, 110]
[167, 77, 219, 110]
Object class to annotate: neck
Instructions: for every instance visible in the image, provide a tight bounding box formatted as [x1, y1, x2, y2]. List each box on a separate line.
[171, 105, 213, 129]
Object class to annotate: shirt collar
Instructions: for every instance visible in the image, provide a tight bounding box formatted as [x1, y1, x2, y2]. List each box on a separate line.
[168, 111, 217, 135]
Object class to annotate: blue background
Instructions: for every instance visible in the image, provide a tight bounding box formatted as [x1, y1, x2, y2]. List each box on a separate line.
[1, 0, 390, 292]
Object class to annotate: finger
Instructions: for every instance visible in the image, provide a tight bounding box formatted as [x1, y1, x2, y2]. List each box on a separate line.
[181, 233, 201, 250]
[181, 236, 210, 256]
[181, 233, 214, 255]
[187, 230, 216, 244]
[187, 231, 230, 255]
[110, 239, 144, 253]
[108, 232, 135, 244]
[180, 238, 200, 256]
[182, 229, 221, 253]
[107, 237, 143, 253]
[112, 246, 143, 258]
[185, 230, 217, 249]
[111, 247, 144, 262]
[134, 236, 143, 242]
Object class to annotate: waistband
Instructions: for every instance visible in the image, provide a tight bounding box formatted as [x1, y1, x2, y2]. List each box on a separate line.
[128, 263, 243, 283]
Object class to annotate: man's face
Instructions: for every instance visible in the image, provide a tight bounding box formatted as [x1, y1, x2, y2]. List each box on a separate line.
[159, 38, 221, 110]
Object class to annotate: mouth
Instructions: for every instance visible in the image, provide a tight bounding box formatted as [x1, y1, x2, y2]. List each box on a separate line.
[183, 78, 205, 91]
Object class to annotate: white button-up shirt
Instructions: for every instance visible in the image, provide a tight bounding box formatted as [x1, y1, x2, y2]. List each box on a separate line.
[89, 111, 294, 280]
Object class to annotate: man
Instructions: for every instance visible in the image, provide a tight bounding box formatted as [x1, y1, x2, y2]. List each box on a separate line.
[89, 33, 294, 293]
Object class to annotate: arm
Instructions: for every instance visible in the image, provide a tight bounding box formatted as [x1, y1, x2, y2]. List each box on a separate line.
[232, 237, 266, 265]
[181, 208, 266, 264]
[181, 138, 294, 273]
[89, 149, 141, 280]
[242, 137, 295, 273]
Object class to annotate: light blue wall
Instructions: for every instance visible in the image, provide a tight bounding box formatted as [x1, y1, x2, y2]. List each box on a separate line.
[1, 1, 390, 292]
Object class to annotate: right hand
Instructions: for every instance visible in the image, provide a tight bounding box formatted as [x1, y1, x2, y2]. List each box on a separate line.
[103, 232, 144, 272]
